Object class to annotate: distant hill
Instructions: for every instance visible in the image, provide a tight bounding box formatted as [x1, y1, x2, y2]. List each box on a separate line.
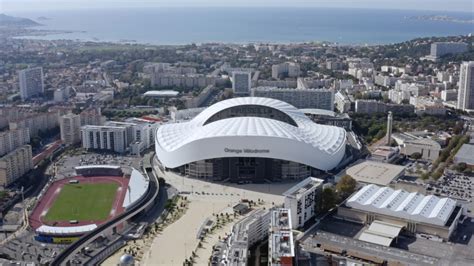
[0, 14, 41, 27]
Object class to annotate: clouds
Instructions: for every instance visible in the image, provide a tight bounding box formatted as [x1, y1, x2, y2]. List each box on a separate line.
[2, 0, 473, 12]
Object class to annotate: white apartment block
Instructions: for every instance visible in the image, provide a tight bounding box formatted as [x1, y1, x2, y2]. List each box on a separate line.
[60, 113, 82, 146]
[232, 71, 251, 96]
[81, 125, 131, 153]
[80, 108, 106, 126]
[0, 128, 30, 157]
[457, 61, 474, 111]
[272, 62, 300, 79]
[9, 112, 59, 137]
[430, 42, 468, 58]
[19, 67, 44, 101]
[226, 209, 271, 265]
[126, 118, 160, 155]
[269, 208, 294, 266]
[0, 145, 33, 187]
[334, 91, 351, 113]
[283, 177, 324, 228]
[441, 89, 458, 102]
[251, 87, 334, 110]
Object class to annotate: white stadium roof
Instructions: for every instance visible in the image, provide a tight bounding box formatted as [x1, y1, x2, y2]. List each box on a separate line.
[155, 97, 346, 170]
[36, 224, 98, 235]
[346, 184, 457, 226]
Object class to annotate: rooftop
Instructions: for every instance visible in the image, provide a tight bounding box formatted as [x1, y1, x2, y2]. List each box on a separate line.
[346, 161, 405, 186]
[454, 144, 474, 165]
[282, 176, 324, 199]
[346, 184, 458, 226]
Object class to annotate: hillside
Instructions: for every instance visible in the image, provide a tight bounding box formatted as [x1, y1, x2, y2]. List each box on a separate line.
[0, 14, 41, 27]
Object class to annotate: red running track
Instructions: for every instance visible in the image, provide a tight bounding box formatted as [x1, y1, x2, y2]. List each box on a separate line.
[29, 176, 129, 230]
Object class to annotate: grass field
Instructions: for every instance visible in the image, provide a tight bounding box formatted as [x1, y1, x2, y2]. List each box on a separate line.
[44, 183, 119, 222]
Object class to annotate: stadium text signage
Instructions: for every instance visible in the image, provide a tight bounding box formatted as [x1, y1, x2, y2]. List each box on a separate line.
[224, 148, 270, 154]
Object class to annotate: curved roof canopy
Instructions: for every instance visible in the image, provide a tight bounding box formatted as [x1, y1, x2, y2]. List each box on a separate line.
[155, 97, 346, 170]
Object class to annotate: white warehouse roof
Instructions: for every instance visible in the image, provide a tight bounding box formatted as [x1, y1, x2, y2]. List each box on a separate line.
[155, 97, 346, 170]
[346, 184, 457, 226]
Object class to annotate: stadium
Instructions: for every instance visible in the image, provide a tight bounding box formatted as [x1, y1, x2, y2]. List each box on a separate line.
[155, 97, 347, 181]
[29, 165, 149, 244]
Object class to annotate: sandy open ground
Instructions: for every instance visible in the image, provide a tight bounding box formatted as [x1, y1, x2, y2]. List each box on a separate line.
[104, 164, 297, 265]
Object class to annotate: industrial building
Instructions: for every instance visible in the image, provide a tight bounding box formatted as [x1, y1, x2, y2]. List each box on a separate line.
[338, 184, 463, 242]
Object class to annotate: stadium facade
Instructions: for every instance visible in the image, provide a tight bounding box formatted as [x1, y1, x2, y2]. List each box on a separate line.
[155, 97, 346, 181]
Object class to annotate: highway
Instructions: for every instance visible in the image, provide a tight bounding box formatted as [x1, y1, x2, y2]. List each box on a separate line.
[51, 155, 160, 265]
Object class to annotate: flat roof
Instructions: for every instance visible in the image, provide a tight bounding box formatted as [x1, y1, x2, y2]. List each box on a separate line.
[346, 161, 405, 186]
[454, 144, 474, 165]
[282, 176, 324, 199]
[359, 220, 403, 246]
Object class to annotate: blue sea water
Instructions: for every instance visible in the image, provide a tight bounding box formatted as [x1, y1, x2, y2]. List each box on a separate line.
[11, 7, 474, 45]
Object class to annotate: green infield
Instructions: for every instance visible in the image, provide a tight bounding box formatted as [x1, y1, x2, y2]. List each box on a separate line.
[44, 182, 119, 222]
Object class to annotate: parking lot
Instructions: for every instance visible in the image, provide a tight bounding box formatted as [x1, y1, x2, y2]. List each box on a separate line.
[50, 150, 142, 179]
[426, 172, 473, 202]
[0, 230, 64, 264]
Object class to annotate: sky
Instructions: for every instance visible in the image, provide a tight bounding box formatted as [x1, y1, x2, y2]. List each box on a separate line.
[1, 0, 473, 12]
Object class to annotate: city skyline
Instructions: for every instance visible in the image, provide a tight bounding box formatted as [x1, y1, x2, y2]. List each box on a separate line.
[2, 0, 473, 12]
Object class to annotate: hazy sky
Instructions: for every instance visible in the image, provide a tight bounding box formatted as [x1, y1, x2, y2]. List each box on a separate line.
[1, 0, 473, 12]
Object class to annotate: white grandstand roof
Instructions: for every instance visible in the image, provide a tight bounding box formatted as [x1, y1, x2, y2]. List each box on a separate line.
[75, 165, 121, 170]
[36, 224, 97, 235]
[346, 184, 458, 226]
[144, 90, 179, 97]
[123, 168, 150, 209]
[155, 97, 346, 170]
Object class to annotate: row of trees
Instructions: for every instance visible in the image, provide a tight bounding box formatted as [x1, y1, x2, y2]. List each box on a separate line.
[321, 175, 357, 212]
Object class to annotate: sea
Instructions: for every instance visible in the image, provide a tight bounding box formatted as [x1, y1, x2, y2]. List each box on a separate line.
[10, 7, 474, 45]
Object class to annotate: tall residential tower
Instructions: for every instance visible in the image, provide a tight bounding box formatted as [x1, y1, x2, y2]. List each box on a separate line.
[457, 61, 474, 111]
[19, 67, 44, 101]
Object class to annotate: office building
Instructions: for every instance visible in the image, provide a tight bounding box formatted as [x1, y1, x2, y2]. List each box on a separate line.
[272, 62, 300, 79]
[59, 113, 82, 146]
[269, 208, 294, 266]
[251, 87, 334, 110]
[0, 128, 30, 157]
[283, 177, 324, 228]
[232, 71, 252, 96]
[0, 145, 33, 187]
[457, 61, 474, 111]
[19, 67, 44, 101]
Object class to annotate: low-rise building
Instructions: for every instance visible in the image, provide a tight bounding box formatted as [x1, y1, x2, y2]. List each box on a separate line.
[370, 146, 400, 163]
[454, 144, 474, 168]
[345, 161, 405, 186]
[338, 184, 463, 241]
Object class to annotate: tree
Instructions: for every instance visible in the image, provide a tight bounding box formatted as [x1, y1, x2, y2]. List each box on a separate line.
[410, 152, 422, 160]
[321, 187, 337, 212]
[336, 175, 357, 198]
